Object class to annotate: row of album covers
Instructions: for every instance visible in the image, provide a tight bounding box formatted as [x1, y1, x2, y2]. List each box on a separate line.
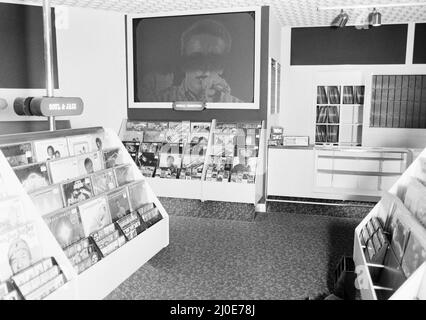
[119, 120, 262, 183]
[0, 130, 163, 300]
[359, 174, 426, 299]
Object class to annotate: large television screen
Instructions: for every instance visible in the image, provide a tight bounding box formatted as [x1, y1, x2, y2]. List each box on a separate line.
[127, 8, 260, 109]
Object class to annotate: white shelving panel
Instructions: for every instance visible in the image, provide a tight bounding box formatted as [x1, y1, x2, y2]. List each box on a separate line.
[353, 147, 426, 300]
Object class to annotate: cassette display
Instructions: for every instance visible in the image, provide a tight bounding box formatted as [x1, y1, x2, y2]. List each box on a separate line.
[117, 212, 145, 241]
[138, 205, 162, 228]
[13, 163, 50, 192]
[64, 238, 100, 274]
[90, 223, 126, 257]
[25, 274, 66, 300]
[11, 257, 66, 300]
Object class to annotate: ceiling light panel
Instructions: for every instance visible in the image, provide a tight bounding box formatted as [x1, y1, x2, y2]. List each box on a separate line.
[7, 0, 426, 26]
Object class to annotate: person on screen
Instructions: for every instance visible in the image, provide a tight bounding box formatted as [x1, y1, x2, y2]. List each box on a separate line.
[155, 19, 242, 103]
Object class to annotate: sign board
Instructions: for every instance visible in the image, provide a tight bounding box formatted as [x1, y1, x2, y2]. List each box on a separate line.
[29, 97, 84, 116]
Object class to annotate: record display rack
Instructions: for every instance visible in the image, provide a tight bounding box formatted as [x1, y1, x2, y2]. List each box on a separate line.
[119, 119, 266, 205]
[0, 127, 169, 300]
[353, 146, 426, 300]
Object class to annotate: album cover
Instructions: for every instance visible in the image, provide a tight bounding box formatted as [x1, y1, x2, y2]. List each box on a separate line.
[122, 141, 141, 163]
[121, 131, 144, 143]
[143, 130, 167, 143]
[62, 177, 93, 206]
[0, 143, 33, 167]
[76, 152, 103, 176]
[390, 216, 411, 263]
[165, 122, 183, 143]
[140, 143, 161, 154]
[107, 188, 131, 222]
[91, 169, 117, 196]
[128, 181, 147, 211]
[30, 186, 64, 216]
[126, 121, 148, 131]
[214, 122, 237, 134]
[138, 207, 163, 228]
[159, 153, 182, 169]
[33, 138, 70, 162]
[401, 234, 426, 278]
[14, 163, 50, 193]
[92, 133, 105, 152]
[237, 146, 258, 158]
[44, 208, 85, 249]
[78, 197, 112, 237]
[147, 121, 168, 131]
[138, 152, 158, 168]
[190, 122, 210, 142]
[0, 222, 42, 281]
[103, 148, 124, 169]
[114, 165, 135, 186]
[141, 166, 156, 178]
[48, 157, 80, 184]
[67, 135, 92, 156]
[64, 237, 90, 258]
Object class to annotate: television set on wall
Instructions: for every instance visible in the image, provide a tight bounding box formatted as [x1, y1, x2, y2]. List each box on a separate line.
[126, 7, 261, 110]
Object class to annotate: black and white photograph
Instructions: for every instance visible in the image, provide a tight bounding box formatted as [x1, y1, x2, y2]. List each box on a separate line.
[2, 0, 426, 307]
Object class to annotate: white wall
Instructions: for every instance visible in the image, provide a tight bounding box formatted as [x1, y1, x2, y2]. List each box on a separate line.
[279, 23, 426, 149]
[0, 5, 127, 133]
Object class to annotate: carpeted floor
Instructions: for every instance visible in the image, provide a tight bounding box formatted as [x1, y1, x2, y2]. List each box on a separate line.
[106, 211, 360, 300]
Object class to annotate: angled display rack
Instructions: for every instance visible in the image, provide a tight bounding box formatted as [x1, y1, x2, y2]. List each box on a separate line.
[0, 127, 169, 300]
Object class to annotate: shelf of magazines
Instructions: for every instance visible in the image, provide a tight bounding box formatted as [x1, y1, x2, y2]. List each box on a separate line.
[353, 147, 426, 300]
[119, 119, 266, 205]
[0, 127, 169, 300]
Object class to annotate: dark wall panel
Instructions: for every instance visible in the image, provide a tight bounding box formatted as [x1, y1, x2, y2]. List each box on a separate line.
[291, 25, 408, 65]
[0, 3, 59, 89]
[413, 23, 426, 64]
[127, 6, 269, 123]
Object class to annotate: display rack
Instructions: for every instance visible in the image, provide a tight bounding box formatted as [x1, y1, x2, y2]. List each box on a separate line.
[353, 147, 426, 300]
[0, 127, 169, 300]
[315, 83, 365, 147]
[119, 119, 266, 205]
